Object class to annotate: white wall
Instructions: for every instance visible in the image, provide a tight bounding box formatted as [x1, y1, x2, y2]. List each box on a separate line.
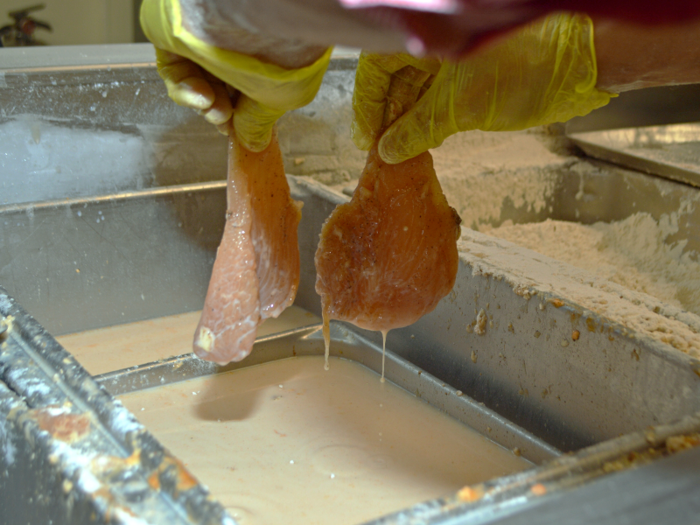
[1, 0, 135, 45]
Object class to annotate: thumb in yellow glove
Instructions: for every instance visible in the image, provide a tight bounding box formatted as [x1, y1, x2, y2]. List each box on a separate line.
[354, 13, 614, 164]
[154, 48, 234, 135]
[140, 0, 332, 151]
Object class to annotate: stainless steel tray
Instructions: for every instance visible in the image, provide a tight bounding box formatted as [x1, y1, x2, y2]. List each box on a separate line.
[3, 292, 700, 525]
[568, 123, 700, 188]
[3, 44, 700, 525]
[0, 288, 231, 525]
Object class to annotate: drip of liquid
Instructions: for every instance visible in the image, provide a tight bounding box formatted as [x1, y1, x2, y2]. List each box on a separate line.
[322, 307, 388, 384]
[380, 330, 388, 383]
[323, 306, 330, 371]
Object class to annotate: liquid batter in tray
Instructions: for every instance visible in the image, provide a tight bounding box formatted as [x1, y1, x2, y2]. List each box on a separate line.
[57, 306, 320, 375]
[119, 355, 530, 525]
[55, 306, 530, 524]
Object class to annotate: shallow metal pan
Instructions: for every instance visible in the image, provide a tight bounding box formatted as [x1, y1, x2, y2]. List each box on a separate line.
[95, 321, 559, 465]
[3, 288, 700, 525]
[568, 122, 700, 188]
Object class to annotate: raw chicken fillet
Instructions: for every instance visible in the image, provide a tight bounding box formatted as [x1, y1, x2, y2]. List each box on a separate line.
[315, 65, 461, 338]
[194, 128, 302, 365]
[315, 144, 461, 333]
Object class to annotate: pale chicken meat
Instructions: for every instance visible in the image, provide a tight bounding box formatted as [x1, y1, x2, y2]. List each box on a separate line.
[315, 66, 461, 370]
[247, 133, 303, 320]
[315, 145, 461, 333]
[194, 127, 302, 365]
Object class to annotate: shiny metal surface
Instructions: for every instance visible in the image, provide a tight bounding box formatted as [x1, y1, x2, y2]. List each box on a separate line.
[566, 84, 700, 134]
[0, 175, 341, 337]
[0, 183, 226, 336]
[0, 286, 230, 525]
[486, 446, 700, 525]
[3, 44, 700, 525]
[569, 123, 700, 188]
[0, 44, 362, 206]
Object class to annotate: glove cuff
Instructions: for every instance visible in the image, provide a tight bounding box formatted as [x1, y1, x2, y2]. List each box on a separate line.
[529, 13, 615, 126]
[140, 0, 332, 112]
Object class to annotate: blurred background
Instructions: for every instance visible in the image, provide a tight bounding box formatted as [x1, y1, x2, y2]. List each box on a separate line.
[0, 0, 147, 46]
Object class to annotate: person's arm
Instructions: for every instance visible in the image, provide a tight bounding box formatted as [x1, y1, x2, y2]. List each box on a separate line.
[353, 13, 614, 163]
[354, 14, 700, 164]
[179, 0, 700, 61]
[594, 17, 700, 93]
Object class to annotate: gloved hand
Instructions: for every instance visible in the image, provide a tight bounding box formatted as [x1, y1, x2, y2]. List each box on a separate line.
[140, 0, 332, 151]
[351, 52, 441, 150]
[353, 13, 614, 164]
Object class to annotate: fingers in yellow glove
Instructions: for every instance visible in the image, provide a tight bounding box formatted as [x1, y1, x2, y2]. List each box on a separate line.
[156, 49, 215, 109]
[156, 48, 233, 135]
[377, 13, 614, 164]
[156, 47, 273, 142]
[197, 78, 233, 127]
[351, 52, 440, 151]
[141, 0, 332, 152]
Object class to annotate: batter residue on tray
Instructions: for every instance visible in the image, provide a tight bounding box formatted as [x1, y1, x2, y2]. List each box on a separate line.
[119, 356, 529, 525]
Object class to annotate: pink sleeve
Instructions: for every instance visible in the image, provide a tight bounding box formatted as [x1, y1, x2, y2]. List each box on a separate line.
[338, 0, 700, 57]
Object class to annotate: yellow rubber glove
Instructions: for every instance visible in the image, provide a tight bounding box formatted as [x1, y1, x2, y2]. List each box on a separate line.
[353, 13, 614, 164]
[140, 0, 332, 151]
[351, 52, 441, 150]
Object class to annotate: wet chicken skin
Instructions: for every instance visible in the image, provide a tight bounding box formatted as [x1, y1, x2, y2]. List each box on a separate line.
[248, 132, 303, 320]
[194, 128, 301, 365]
[315, 144, 461, 333]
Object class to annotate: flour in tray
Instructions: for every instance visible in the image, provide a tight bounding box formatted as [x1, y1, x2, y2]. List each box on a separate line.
[460, 228, 700, 358]
[432, 130, 567, 229]
[485, 213, 700, 317]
